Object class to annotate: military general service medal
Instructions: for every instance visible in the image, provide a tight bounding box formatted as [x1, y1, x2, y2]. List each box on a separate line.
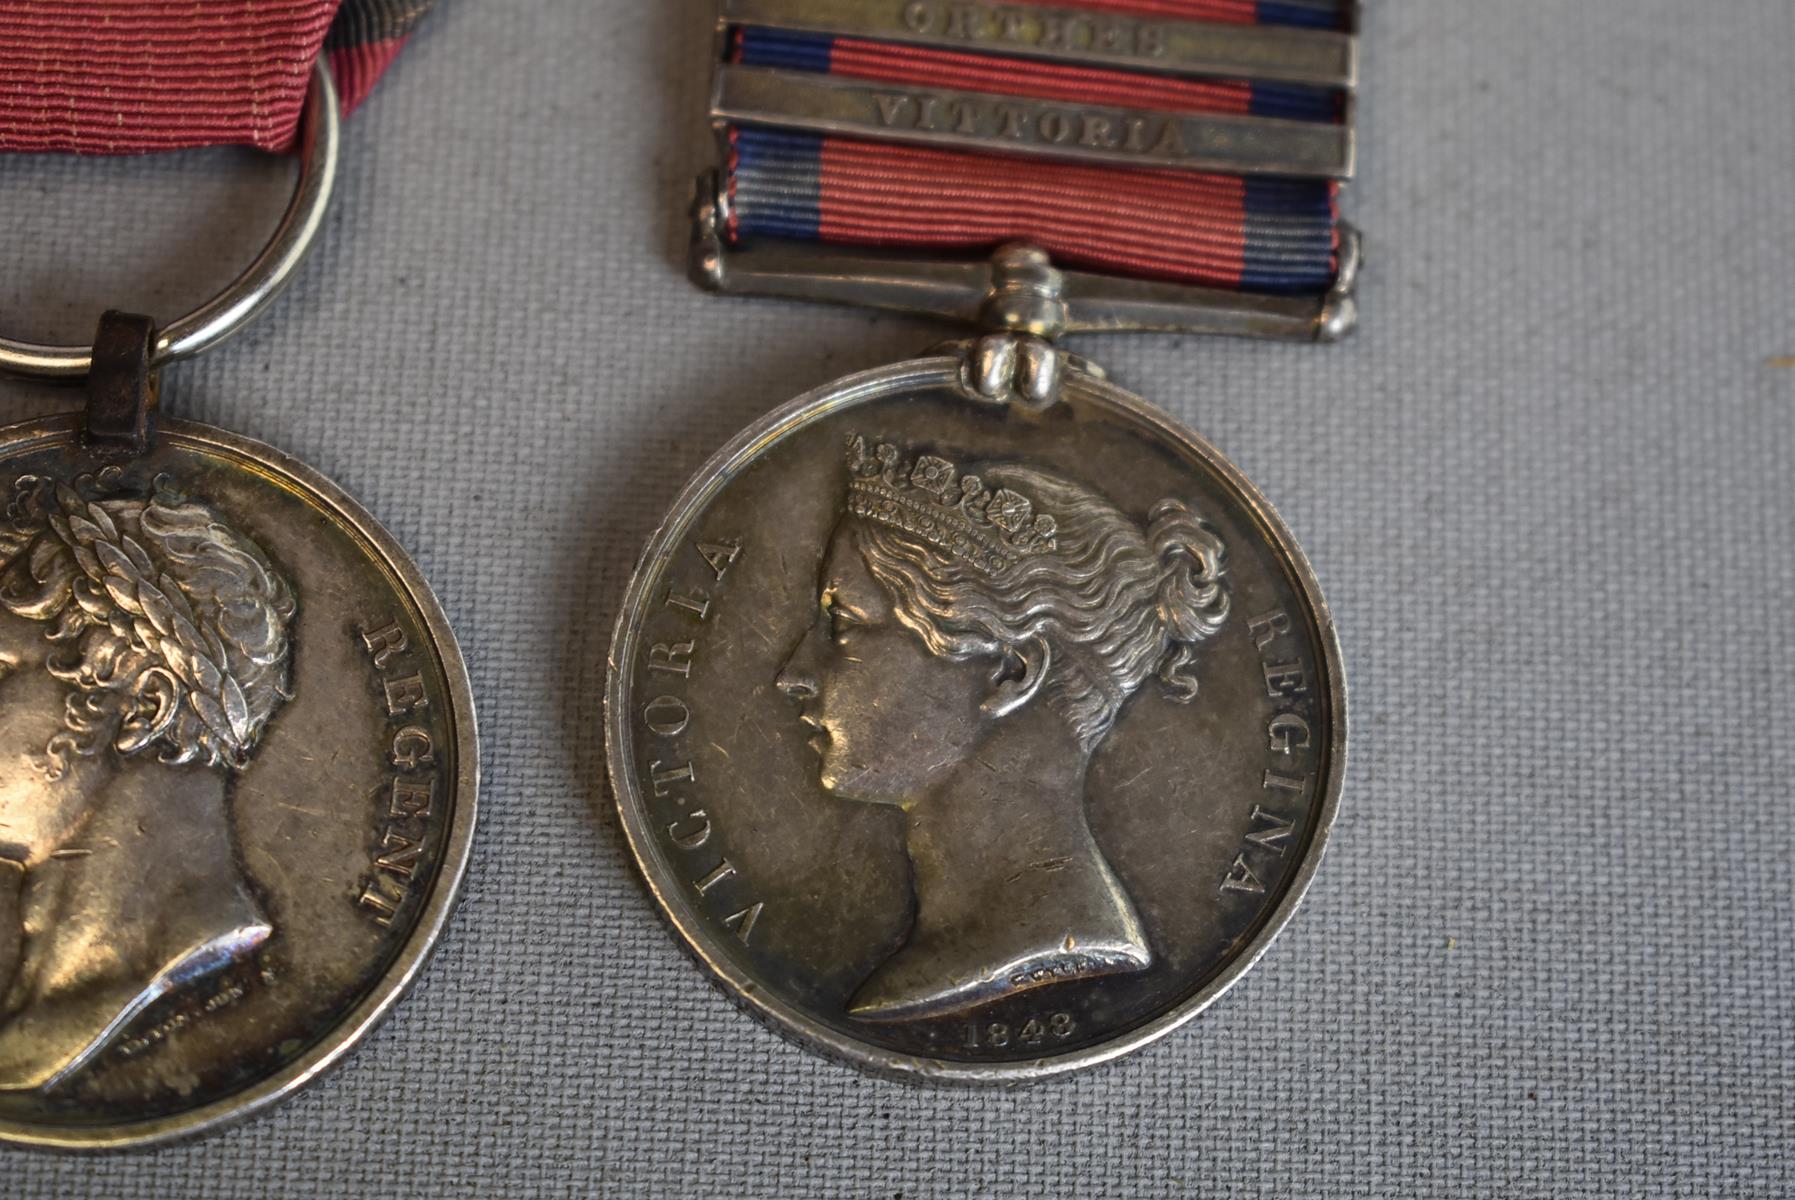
[0, 22, 476, 1149]
[608, 0, 1356, 1079]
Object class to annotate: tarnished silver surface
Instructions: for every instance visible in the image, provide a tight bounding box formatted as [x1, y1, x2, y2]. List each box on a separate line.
[719, 0, 1358, 88]
[606, 357, 1343, 1081]
[714, 65, 1355, 178]
[0, 415, 477, 1148]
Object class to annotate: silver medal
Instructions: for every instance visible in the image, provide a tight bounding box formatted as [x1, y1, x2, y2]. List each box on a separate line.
[608, 348, 1343, 1080]
[0, 67, 477, 1148]
[610, 0, 1363, 1078]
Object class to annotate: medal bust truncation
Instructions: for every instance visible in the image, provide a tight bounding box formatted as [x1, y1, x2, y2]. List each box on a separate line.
[0, 474, 296, 1093]
[607, 0, 1359, 1081]
[784, 432, 1233, 1022]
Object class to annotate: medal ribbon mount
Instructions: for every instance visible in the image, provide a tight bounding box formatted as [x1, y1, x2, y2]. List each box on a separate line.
[695, 0, 1361, 342]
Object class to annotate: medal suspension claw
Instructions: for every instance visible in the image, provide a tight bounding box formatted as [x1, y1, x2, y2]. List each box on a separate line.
[962, 244, 1070, 409]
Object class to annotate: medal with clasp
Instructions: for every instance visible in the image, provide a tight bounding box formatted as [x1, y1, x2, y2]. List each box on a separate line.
[608, 0, 1358, 1078]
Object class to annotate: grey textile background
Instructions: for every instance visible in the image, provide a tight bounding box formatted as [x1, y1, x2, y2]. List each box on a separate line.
[2, 0, 1792, 1194]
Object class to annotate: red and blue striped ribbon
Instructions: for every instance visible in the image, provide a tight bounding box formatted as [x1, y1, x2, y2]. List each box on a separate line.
[326, 0, 436, 117]
[725, 0, 1348, 293]
[0, 0, 434, 155]
[1074, 0, 1342, 29]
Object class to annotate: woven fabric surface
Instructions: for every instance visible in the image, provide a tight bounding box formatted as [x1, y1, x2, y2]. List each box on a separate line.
[0, 0, 1791, 1194]
[0, 0, 434, 153]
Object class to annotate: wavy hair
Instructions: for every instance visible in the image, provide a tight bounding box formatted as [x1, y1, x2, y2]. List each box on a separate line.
[0, 476, 295, 774]
[852, 461, 1229, 751]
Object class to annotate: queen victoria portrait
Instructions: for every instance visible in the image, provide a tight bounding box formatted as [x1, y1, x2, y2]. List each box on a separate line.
[0, 475, 295, 1092]
[777, 436, 1232, 1023]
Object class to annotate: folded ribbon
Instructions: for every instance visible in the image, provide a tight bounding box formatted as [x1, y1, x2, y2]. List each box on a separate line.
[0, 0, 434, 155]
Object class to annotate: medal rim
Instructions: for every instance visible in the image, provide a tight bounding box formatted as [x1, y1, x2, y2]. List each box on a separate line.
[605, 357, 1347, 1084]
[0, 414, 481, 1151]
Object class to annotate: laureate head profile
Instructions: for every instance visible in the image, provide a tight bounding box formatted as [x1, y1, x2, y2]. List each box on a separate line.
[0, 474, 295, 1091]
[777, 436, 1231, 1022]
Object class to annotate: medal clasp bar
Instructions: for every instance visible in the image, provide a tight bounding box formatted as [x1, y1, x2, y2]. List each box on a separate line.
[695, 0, 1361, 344]
[713, 64, 1353, 178]
[719, 0, 1357, 89]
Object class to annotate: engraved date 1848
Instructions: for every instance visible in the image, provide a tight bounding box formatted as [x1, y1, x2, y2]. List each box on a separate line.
[963, 1012, 1076, 1051]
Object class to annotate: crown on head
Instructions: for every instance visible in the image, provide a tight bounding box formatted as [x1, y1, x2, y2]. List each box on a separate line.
[843, 435, 1057, 573]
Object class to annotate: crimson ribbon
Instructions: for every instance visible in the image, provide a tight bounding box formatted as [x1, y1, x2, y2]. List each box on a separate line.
[725, 0, 1348, 292]
[0, 0, 434, 155]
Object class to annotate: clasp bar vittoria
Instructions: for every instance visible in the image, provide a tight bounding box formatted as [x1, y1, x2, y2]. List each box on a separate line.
[694, 0, 1362, 343]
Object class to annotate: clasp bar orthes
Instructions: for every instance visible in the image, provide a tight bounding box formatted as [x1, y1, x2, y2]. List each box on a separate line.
[691, 170, 1360, 343]
[718, 0, 1358, 90]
